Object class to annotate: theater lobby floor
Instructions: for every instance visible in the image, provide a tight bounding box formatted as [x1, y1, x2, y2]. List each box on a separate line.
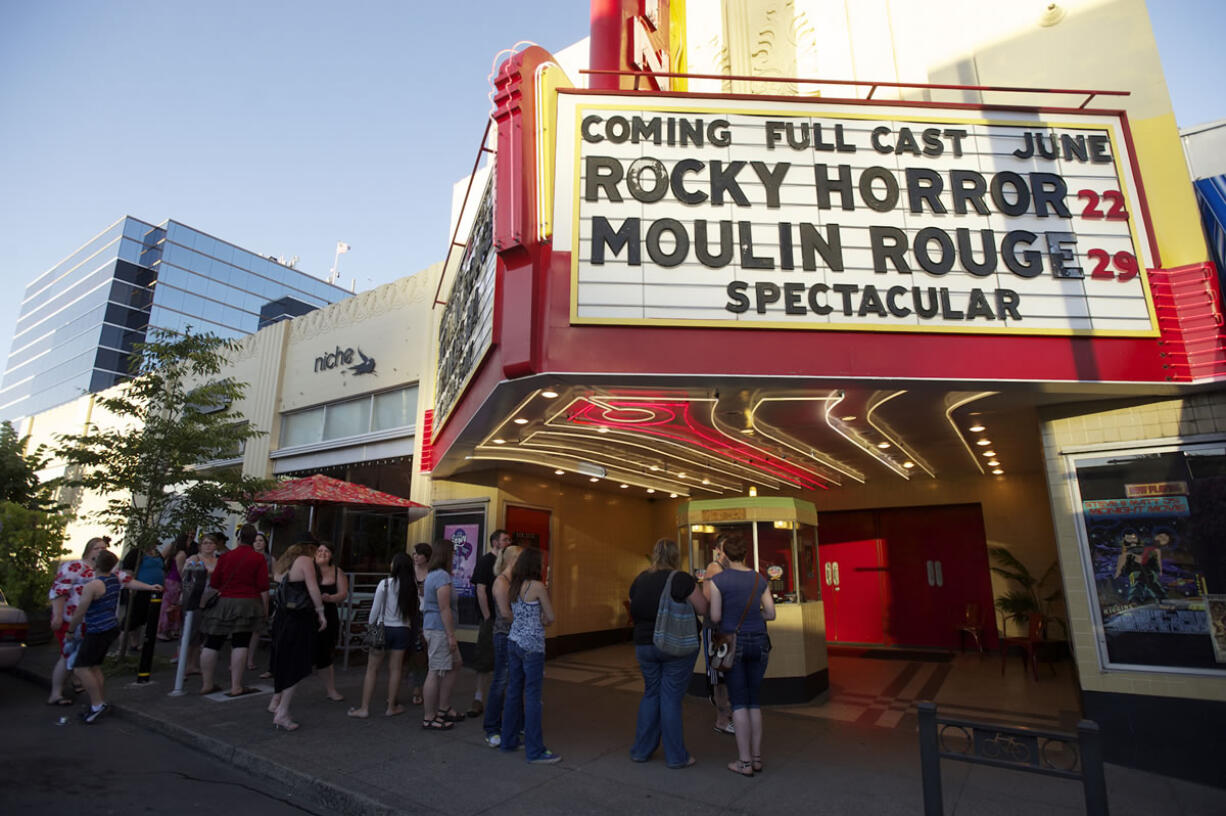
[545, 642, 1083, 731]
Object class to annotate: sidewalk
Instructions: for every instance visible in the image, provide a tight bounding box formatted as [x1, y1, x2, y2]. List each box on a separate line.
[11, 641, 1223, 816]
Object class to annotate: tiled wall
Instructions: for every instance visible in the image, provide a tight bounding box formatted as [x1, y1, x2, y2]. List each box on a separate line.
[1040, 392, 1226, 702]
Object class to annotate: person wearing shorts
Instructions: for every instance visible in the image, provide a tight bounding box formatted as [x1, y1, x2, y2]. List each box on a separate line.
[69, 550, 159, 723]
[420, 540, 463, 730]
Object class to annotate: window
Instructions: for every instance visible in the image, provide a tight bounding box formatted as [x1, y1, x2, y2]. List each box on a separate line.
[1070, 443, 1226, 673]
[279, 386, 417, 448]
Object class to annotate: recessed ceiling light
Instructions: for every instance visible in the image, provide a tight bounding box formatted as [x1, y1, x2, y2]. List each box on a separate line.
[677, 472, 687, 479]
[976, 439, 991, 446]
[541, 390, 559, 399]
[589, 477, 599, 482]
[982, 450, 996, 457]
[903, 461, 915, 469]
[987, 460, 1000, 467]
[649, 465, 659, 471]
[841, 415, 857, 421]
[646, 488, 655, 494]
[620, 483, 629, 488]
[740, 428, 754, 435]
[554, 469, 565, 475]
[669, 493, 678, 498]
[992, 468, 1004, 475]
[513, 418, 528, 425]
[969, 424, 986, 433]
[493, 438, 506, 445]
[877, 442, 891, 449]
[596, 427, 609, 434]
[702, 478, 710, 485]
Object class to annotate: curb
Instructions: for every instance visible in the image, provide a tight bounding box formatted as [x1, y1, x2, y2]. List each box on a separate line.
[8, 662, 401, 816]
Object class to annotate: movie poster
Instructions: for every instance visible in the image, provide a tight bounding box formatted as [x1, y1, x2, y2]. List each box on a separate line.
[444, 523, 480, 597]
[1207, 595, 1226, 663]
[1074, 447, 1226, 671]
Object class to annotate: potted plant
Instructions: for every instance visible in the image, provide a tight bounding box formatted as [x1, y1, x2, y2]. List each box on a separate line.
[988, 546, 1066, 641]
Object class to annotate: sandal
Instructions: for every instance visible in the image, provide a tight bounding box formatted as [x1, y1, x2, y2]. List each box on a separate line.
[752, 755, 763, 773]
[421, 715, 454, 730]
[47, 697, 74, 706]
[440, 708, 465, 723]
[224, 687, 259, 698]
[199, 686, 220, 696]
[465, 700, 484, 718]
[727, 760, 754, 777]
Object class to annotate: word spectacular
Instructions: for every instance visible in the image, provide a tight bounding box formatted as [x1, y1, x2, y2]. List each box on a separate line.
[579, 114, 1122, 321]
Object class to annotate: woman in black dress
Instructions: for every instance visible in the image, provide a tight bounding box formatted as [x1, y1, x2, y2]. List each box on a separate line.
[269, 542, 326, 731]
[314, 542, 348, 701]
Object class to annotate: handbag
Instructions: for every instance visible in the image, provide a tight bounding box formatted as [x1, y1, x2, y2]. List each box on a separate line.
[711, 573, 760, 673]
[652, 571, 700, 657]
[275, 575, 312, 611]
[366, 579, 388, 651]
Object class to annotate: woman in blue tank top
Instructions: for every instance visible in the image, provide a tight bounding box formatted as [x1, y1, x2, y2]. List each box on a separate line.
[499, 548, 562, 764]
[708, 534, 776, 777]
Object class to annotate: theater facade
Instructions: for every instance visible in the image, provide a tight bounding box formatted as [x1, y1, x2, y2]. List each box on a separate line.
[417, 0, 1225, 786]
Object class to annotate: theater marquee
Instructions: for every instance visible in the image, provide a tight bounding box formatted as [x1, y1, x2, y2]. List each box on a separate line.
[552, 94, 1157, 336]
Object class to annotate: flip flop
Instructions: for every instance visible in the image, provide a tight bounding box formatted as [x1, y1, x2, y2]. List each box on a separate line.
[224, 687, 260, 698]
[47, 697, 74, 706]
[199, 686, 220, 695]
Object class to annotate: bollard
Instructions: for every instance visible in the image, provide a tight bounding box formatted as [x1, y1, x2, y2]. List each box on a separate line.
[136, 591, 162, 683]
[917, 701, 944, 816]
[169, 610, 194, 696]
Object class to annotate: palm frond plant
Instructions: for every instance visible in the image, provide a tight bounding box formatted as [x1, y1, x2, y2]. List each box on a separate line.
[988, 546, 1066, 638]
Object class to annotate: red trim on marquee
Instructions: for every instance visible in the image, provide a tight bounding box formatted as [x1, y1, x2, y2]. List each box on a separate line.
[428, 48, 1226, 470]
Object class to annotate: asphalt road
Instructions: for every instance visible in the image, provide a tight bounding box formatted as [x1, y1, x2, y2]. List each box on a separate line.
[0, 670, 322, 814]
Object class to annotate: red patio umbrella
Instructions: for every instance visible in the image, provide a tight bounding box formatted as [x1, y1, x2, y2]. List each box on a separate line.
[254, 473, 429, 533]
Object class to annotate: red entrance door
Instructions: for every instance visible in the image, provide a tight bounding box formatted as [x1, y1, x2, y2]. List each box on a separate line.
[818, 504, 997, 650]
[505, 505, 551, 576]
[818, 511, 887, 644]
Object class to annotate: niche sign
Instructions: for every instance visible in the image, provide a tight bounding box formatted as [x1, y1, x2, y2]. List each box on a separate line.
[314, 346, 376, 376]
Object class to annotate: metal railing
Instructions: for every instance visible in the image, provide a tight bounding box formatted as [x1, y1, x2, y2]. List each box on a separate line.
[917, 701, 1108, 815]
[337, 571, 382, 670]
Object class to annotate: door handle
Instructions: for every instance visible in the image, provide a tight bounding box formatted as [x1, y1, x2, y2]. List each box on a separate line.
[926, 560, 934, 587]
[935, 560, 944, 587]
[824, 562, 832, 586]
[832, 561, 840, 588]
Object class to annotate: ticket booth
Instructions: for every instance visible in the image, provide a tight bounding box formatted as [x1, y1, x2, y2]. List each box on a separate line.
[679, 497, 829, 703]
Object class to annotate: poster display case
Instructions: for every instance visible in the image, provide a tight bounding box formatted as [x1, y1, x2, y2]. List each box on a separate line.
[678, 497, 829, 703]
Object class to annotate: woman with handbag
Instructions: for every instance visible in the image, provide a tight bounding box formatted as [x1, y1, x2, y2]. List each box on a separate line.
[180, 533, 221, 677]
[348, 552, 418, 718]
[708, 534, 775, 777]
[627, 538, 708, 770]
[268, 541, 327, 731]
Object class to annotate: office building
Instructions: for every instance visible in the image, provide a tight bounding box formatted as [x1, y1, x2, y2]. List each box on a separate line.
[0, 216, 350, 420]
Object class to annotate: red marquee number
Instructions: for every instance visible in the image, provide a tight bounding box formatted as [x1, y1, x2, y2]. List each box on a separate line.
[1087, 249, 1139, 282]
[1078, 190, 1129, 221]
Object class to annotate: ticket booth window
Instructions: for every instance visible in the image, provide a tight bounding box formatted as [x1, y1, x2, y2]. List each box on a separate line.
[1069, 442, 1226, 673]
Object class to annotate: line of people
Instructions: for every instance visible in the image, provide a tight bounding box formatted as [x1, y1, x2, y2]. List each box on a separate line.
[627, 533, 775, 776]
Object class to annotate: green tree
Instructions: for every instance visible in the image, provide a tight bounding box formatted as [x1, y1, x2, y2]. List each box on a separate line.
[0, 421, 59, 511]
[55, 329, 269, 554]
[0, 501, 68, 611]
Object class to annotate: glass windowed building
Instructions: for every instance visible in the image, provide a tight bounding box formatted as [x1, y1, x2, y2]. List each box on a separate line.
[0, 216, 351, 421]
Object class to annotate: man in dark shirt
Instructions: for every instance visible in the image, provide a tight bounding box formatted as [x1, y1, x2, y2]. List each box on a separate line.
[466, 528, 510, 717]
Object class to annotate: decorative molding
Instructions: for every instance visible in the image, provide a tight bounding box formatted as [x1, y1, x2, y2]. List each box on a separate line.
[288, 264, 441, 341]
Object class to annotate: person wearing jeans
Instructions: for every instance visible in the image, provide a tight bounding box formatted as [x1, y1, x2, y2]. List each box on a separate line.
[499, 548, 560, 764]
[483, 545, 522, 747]
[708, 534, 776, 777]
[627, 538, 708, 769]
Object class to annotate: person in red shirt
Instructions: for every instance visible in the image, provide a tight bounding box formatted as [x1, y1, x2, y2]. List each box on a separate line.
[199, 524, 270, 696]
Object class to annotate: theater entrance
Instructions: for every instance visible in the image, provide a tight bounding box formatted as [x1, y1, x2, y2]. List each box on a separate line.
[818, 503, 998, 651]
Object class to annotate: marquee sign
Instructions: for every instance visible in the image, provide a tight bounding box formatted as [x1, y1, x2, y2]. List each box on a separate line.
[552, 94, 1157, 336]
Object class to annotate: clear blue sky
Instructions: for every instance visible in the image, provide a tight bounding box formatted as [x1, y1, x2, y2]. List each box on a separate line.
[0, 0, 1222, 366]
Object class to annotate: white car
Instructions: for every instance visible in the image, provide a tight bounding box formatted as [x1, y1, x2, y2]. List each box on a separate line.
[0, 587, 28, 668]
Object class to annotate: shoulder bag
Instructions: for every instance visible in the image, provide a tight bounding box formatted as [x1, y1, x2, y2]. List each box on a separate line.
[366, 578, 388, 652]
[711, 573, 760, 673]
[652, 571, 700, 657]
